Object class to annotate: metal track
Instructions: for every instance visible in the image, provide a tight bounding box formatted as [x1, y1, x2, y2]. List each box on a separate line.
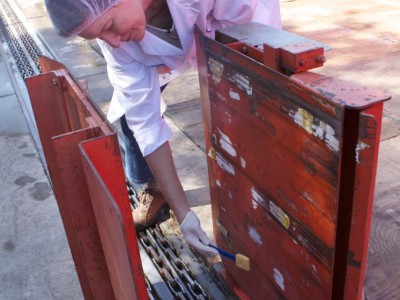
[128, 185, 210, 300]
[0, 0, 48, 175]
[0, 0, 41, 78]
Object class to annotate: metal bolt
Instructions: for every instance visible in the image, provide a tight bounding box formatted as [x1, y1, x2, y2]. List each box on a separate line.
[52, 78, 57, 85]
[316, 55, 326, 63]
[241, 46, 248, 54]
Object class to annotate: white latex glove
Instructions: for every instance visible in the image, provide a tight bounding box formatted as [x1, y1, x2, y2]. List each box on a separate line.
[180, 211, 219, 257]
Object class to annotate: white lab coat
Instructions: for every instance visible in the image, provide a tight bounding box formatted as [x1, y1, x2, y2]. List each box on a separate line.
[99, 0, 281, 156]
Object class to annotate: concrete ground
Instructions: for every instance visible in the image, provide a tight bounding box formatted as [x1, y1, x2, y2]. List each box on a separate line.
[0, 0, 399, 299]
[0, 40, 83, 299]
[280, 1, 400, 299]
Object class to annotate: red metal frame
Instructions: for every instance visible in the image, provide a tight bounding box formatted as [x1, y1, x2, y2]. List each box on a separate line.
[196, 24, 389, 299]
[80, 135, 147, 299]
[26, 57, 147, 300]
[339, 103, 384, 299]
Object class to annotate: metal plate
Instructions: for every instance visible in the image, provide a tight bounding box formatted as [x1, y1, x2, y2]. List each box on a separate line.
[196, 24, 389, 299]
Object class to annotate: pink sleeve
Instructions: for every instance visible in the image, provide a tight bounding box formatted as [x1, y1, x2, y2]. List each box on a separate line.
[209, 0, 281, 32]
[212, 0, 257, 27]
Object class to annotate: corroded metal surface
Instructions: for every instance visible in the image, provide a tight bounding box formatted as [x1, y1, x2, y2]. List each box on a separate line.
[80, 135, 147, 300]
[196, 24, 389, 299]
[26, 57, 148, 300]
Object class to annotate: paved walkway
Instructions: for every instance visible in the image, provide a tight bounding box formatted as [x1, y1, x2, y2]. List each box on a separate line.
[280, 1, 400, 298]
[0, 0, 398, 299]
[0, 33, 83, 300]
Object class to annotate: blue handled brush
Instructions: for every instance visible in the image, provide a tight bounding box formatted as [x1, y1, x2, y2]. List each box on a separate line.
[208, 243, 250, 271]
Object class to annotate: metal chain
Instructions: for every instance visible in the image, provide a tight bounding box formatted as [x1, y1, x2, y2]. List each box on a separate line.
[128, 184, 209, 300]
[139, 230, 188, 299]
[145, 277, 157, 300]
[152, 227, 207, 299]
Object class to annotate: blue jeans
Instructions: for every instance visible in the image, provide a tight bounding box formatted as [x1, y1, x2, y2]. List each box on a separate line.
[120, 114, 155, 185]
[119, 85, 167, 185]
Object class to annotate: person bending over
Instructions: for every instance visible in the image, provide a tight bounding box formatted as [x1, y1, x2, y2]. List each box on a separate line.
[44, 0, 281, 257]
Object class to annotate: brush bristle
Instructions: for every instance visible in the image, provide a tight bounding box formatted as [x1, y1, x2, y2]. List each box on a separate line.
[235, 254, 250, 271]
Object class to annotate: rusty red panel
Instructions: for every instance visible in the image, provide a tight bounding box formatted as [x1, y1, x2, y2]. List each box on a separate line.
[227, 42, 264, 63]
[208, 75, 340, 247]
[60, 76, 108, 133]
[340, 104, 383, 300]
[211, 155, 332, 298]
[262, 43, 282, 72]
[26, 72, 72, 145]
[39, 55, 66, 73]
[37, 56, 112, 136]
[196, 25, 389, 299]
[80, 135, 148, 300]
[51, 128, 114, 299]
[198, 28, 336, 299]
[289, 72, 390, 110]
[26, 57, 146, 299]
[279, 41, 325, 73]
[26, 73, 107, 299]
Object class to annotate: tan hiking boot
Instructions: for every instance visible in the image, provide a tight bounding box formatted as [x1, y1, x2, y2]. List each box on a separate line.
[132, 187, 170, 231]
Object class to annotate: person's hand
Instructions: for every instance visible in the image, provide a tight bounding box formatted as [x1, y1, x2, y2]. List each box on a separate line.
[180, 211, 219, 257]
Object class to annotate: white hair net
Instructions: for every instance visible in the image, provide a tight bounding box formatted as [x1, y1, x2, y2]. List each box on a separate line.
[44, 0, 121, 36]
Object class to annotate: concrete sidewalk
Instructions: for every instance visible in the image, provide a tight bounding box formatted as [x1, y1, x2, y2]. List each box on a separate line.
[0, 0, 399, 299]
[280, 1, 400, 299]
[0, 39, 83, 299]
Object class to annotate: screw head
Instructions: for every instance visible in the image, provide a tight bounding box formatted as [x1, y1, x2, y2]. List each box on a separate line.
[316, 55, 326, 63]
